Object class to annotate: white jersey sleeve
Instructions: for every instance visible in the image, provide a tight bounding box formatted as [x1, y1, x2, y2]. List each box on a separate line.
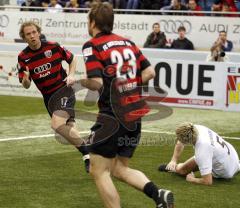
[194, 137, 213, 176]
[194, 125, 240, 178]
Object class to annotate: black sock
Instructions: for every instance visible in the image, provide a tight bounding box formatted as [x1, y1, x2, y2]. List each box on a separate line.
[143, 182, 159, 203]
[76, 146, 89, 156]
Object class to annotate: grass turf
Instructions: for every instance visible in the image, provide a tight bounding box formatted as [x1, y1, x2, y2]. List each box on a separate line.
[0, 95, 239, 208]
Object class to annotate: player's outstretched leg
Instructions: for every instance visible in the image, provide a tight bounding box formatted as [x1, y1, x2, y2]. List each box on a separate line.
[143, 182, 174, 208]
[155, 189, 174, 208]
[111, 157, 174, 208]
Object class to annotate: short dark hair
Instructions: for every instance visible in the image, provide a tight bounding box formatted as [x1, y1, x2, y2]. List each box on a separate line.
[89, 2, 114, 34]
[219, 30, 227, 34]
[152, 22, 160, 28]
[178, 26, 186, 32]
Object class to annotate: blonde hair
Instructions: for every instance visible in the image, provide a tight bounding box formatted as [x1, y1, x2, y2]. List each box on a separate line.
[19, 21, 41, 39]
[175, 122, 198, 144]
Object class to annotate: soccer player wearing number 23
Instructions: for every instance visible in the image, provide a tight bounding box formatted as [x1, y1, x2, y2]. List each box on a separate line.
[81, 2, 174, 208]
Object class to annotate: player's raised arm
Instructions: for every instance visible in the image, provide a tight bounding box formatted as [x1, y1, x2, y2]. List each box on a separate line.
[18, 55, 31, 89]
[21, 66, 31, 89]
[64, 56, 77, 87]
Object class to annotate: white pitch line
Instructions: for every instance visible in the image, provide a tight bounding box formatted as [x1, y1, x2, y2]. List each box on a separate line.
[142, 130, 240, 140]
[0, 130, 239, 142]
[0, 131, 90, 142]
[0, 134, 55, 142]
[142, 129, 175, 135]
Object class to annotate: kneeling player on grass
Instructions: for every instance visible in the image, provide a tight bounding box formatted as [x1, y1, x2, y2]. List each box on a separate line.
[159, 122, 240, 185]
[17, 21, 90, 172]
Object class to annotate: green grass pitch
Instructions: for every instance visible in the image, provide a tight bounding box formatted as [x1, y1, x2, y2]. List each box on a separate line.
[0, 95, 239, 208]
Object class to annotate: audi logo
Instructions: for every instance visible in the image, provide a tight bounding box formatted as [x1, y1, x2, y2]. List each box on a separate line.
[0, 15, 9, 28]
[159, 20, 192, 34]
[34, 63, 51, 74]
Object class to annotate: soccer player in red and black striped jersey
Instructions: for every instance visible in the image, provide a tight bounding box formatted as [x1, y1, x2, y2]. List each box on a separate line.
[81, 2, 174, 208]
[17, 21, 90, 172]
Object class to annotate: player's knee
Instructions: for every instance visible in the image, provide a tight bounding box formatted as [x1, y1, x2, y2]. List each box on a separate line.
[90, 165, 111, 181]
[89, 167, 96, 178]
[51, 117, 65, 131]
[111, 165, 127, 180]
[89, 163, 103, 178]
[51, 119, 58, 131]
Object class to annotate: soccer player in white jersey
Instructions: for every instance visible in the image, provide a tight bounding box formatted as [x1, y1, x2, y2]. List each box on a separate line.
[158, 122, 240, 185]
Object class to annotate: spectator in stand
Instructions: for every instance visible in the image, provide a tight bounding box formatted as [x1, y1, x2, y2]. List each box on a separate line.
[83, 0, 105, 8]
[188, 0, 204, 15]
[171, 26, 194, 50]
[235, 0, 240, 10]
[39, 0, 50, 7]
[212, 0, 238, 14]
[108, 0, 126, 8]
[198, 0, 215, 11]
[20, 0, 39, 11]
[65, 0, 81, 12]
[206, 40, 230, 62]
[59, 0, 70, 7]
[221, 2, 239, 16]
[126, 0, 139, 10]
[140, 0, 165, 10]
[143, 22, 167, 48]
[82, 0, 93, 8]
[161, 0, 188, 15]
[217, 30, 233, 51]
[77, 0, 86, 7]
[46, 0, 63, 12]
[17, 0, 26, 6]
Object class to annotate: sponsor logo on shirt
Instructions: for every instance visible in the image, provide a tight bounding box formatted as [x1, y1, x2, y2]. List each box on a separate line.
[44, 50, 52, 58]
[25, 58, 31, 63]
[34, 63, 51, 78]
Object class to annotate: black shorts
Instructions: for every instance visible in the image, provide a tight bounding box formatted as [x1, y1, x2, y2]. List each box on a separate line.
[88, 114, 141, 158]
[43, 86, 76, 122]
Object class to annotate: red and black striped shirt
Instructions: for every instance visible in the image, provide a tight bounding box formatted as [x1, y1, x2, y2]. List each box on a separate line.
[18, 41, 73, 95]
[82, 33, 151, 121]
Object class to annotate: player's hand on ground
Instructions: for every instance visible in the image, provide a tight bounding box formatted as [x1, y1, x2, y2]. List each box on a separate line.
[23, 66, 30, 80]
[186, 172, 195, 182]
[64, 74, 75, 87]
[166, 161, 177, 171]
